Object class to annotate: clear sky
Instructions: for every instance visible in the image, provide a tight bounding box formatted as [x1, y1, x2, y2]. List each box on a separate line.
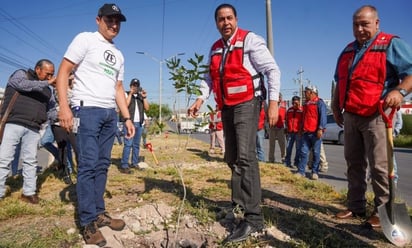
[1, 0, 411, 110]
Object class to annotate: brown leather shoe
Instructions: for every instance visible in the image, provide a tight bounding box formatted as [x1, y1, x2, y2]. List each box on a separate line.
[365, 214, 381, 229]
[21, 194, 40, 204]
[336, 210, 365, 219]
[96, 212, 126, 231]
[83, 221, 106, 247]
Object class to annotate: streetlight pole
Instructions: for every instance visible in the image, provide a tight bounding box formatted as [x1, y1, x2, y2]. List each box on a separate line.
[136, 52, 184, 122]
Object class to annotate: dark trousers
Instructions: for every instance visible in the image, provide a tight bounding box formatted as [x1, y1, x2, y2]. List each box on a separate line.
[51, 125, 77, 173]
[222, 98, 263, 225]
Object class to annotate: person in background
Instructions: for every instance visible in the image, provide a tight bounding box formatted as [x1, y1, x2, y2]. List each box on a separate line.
[284, 95, 303, 168]
[55, 3, 135, 246]
[10, 144, 21, 176]
[188, 3, 281, 243]
[393, 109, 403, 138]
[114, 109, 124, 145]
[268, 93, 286, 163]
[209, 105, 225, 155]
[0, 59, 55, 204]
[308, 142, 328, 172]
[296, 85, 327, 180]
[392, 110, 403, 184]
[120, 78, 149, 174]
[141, 112, 148, 148]
[51, 75, 77, 185]
[332, 5, 412, 229]
[256, 101, 267, 162]
[39, 122, 60, 167]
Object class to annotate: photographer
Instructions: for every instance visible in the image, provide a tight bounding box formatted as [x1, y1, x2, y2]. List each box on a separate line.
[120, 78, 149, 174]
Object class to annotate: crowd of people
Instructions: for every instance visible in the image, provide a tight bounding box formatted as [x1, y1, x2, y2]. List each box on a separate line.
[0, 2, 411, 247]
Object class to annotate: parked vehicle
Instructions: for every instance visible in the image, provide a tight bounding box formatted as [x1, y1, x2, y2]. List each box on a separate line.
[195, 122, 210, 134]
[323, 114, 344, 145]
[179, 121, 196, 134]
[177, 118, 210, 134]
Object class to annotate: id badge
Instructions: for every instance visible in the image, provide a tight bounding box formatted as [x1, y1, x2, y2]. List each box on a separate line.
[72, 117, 80, 134]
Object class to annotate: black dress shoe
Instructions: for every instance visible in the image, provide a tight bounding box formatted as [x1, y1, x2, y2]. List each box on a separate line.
[223, 220, 263, 243]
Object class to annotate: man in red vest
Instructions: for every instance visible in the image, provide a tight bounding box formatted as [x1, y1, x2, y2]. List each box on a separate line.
[209, 105, 224, 154]
[296, 86, 327, 180]
[256, 101, 267, 162]
[188, 3, 281, 244]
[333, 5, 412, 229]
[284, 95, 303, 168]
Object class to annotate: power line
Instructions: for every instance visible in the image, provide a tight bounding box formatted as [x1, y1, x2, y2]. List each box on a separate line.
[0, 51, 31, 69]
[0, 8, 62, 58]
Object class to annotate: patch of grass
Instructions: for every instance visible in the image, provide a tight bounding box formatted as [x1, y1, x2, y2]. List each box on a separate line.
[0, 199, 37, 220]
[394, 134, 412, 148]
[0, 223, 81, 248]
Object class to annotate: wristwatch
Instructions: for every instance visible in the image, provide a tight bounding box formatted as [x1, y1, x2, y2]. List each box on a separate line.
[396, 88, 408, 97]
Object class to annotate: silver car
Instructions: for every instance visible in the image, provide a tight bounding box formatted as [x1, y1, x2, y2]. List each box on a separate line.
[323, 114, 344, 145]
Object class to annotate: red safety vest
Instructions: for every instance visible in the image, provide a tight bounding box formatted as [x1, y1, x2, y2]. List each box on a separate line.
[286, 106, 303, 133]
[303, 97, 320, 133]
[258, 104, 265, 130]
[209, 28, 255, 109]
[209, 111, 223, 130]
[337, 32, 395, 116]
[274, 101, 287, 128]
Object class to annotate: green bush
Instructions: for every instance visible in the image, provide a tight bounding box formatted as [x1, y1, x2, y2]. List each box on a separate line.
[401, 114, 412, 135]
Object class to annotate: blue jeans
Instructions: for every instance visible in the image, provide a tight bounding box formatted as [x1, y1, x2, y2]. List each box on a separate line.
[75, 107, 117, 227]
[40, 123, 59, 162]
[0, 123, 40, 197]
[11, 143, 21, 176]
[285, 133, 301, 167]
[256, 129, 265, 162]
[297, 132, 321, 175]
[121, 122, 143, 168]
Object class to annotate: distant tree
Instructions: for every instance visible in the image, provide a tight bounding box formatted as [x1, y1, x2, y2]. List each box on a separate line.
[146, 103, 172, 120]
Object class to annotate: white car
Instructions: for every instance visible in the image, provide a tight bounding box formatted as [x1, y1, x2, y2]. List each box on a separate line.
[323, 114, 344, 145]
[195, 122, 210, 134]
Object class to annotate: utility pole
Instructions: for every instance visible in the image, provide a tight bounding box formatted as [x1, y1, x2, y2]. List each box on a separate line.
[294, 66, 310, 105]
[266, 0, 274, 55]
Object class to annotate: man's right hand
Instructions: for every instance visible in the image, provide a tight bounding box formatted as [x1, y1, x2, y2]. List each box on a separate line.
[188, 98, 203, 117]
[59, 105, 74, 132]
[332, 109, 344, 127]
[48, 76, 57, 85]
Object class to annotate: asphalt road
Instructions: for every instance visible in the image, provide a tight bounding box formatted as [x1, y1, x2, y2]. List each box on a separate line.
[183, 128, 412, 207]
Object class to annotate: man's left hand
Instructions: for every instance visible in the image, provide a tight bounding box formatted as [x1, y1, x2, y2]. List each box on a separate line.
[384, 89, 404, 108]
[268, 100, 279, 127]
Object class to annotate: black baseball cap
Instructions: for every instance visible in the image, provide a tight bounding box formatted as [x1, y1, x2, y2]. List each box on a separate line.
[292, 96, 300, 101]
[130, 78, 140, 87]
[98, 3, 126, 22]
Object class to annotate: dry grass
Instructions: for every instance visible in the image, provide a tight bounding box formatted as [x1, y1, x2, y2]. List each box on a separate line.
[0, 130, 406, 247]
